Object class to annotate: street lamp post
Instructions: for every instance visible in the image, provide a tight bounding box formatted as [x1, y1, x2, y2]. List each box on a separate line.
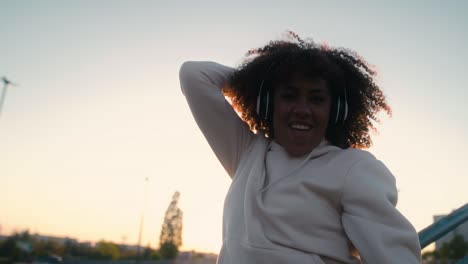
[136, 177, 149, 261]
[0, 76, 17, 118]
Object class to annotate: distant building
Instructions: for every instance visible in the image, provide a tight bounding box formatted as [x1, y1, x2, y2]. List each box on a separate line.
[32, 234, 78, 245]
[434, 212, 468, 250]
[117, 243, 143, 252]
[0, 233, 78, 245]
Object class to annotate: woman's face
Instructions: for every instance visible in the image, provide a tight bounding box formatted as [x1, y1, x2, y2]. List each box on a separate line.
[272, 74, 332, 157]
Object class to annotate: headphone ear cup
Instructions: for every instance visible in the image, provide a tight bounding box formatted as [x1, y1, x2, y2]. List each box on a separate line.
[329, 97, 339, 125]
[257, 94, 263, 118]
[256, 63, 277, 121]
[258, 92, 269, 120]
[256, 81, 265, 117]
[342, 100, 348, 122]
[257, 80, 270, 120]
[266, 92, 274, 121]
[330, 96, 346, 125]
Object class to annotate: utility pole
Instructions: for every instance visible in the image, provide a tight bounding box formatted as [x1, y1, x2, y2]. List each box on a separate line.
[136, 177, 149, 262]
[0, 76, 18, 118]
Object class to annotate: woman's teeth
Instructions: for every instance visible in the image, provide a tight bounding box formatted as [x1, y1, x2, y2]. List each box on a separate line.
[290, 123, 311, 131]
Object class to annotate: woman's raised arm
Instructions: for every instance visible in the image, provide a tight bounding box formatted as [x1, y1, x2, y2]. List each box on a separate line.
[179, 61, 254, 178]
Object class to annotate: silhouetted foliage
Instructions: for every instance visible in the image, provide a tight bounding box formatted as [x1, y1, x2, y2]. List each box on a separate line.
[158, 191, 183, 259]
[118, 246, 139, 260]
[159, 191, 183, 247]
[423, 234, 468, 261]
[95, 241, 120, 260]
[159, 241, 178, 259]
[439, 234, 468, 259]
[0, 236, 22, 261]
[0, 231, 33, 262]
[0, 231, 164, 262]
[149, 250, 161, 260]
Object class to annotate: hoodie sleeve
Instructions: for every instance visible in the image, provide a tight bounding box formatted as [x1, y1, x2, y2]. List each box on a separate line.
[340, 156, 421, 263]
[179, 61, 254, 178]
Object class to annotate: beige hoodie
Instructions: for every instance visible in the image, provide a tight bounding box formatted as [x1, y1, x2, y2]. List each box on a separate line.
[180, 61, 421, 264]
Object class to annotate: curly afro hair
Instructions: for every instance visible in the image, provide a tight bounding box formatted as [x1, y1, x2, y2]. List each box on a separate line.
[223, 32, 391, 149]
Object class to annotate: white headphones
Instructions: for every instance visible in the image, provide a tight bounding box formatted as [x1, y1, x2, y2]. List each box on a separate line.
[256, 74, 348, 124]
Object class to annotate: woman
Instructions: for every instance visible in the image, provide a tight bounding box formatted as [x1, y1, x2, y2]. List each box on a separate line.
[179, 33, 421, 263]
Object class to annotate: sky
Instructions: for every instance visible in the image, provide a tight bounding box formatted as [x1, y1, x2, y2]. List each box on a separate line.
[1, 0, 467, 254]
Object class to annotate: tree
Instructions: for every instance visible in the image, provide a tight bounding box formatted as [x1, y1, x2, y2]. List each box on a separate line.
[0, 231, 33, 262]
[159, 242, 178, 259]
[149, 250, 161, 260]
[422, 234, 468, 261]
[95, 241, 120, 260]
[438, 234, 468, 259]
[158, 191, 183, 259]
[0, 236, 22, 261]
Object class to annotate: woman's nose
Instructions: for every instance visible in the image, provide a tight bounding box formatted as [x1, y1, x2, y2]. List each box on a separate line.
[292, 100, 311, 117]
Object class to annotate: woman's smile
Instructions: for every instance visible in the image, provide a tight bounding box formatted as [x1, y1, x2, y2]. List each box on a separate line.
[289, 122, 312, 131]
[273, 74, 331, 157]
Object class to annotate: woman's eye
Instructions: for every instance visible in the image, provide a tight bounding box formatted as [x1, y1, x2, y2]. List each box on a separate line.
[310, 96, 325, 103]
[280, 93, 295, 100]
